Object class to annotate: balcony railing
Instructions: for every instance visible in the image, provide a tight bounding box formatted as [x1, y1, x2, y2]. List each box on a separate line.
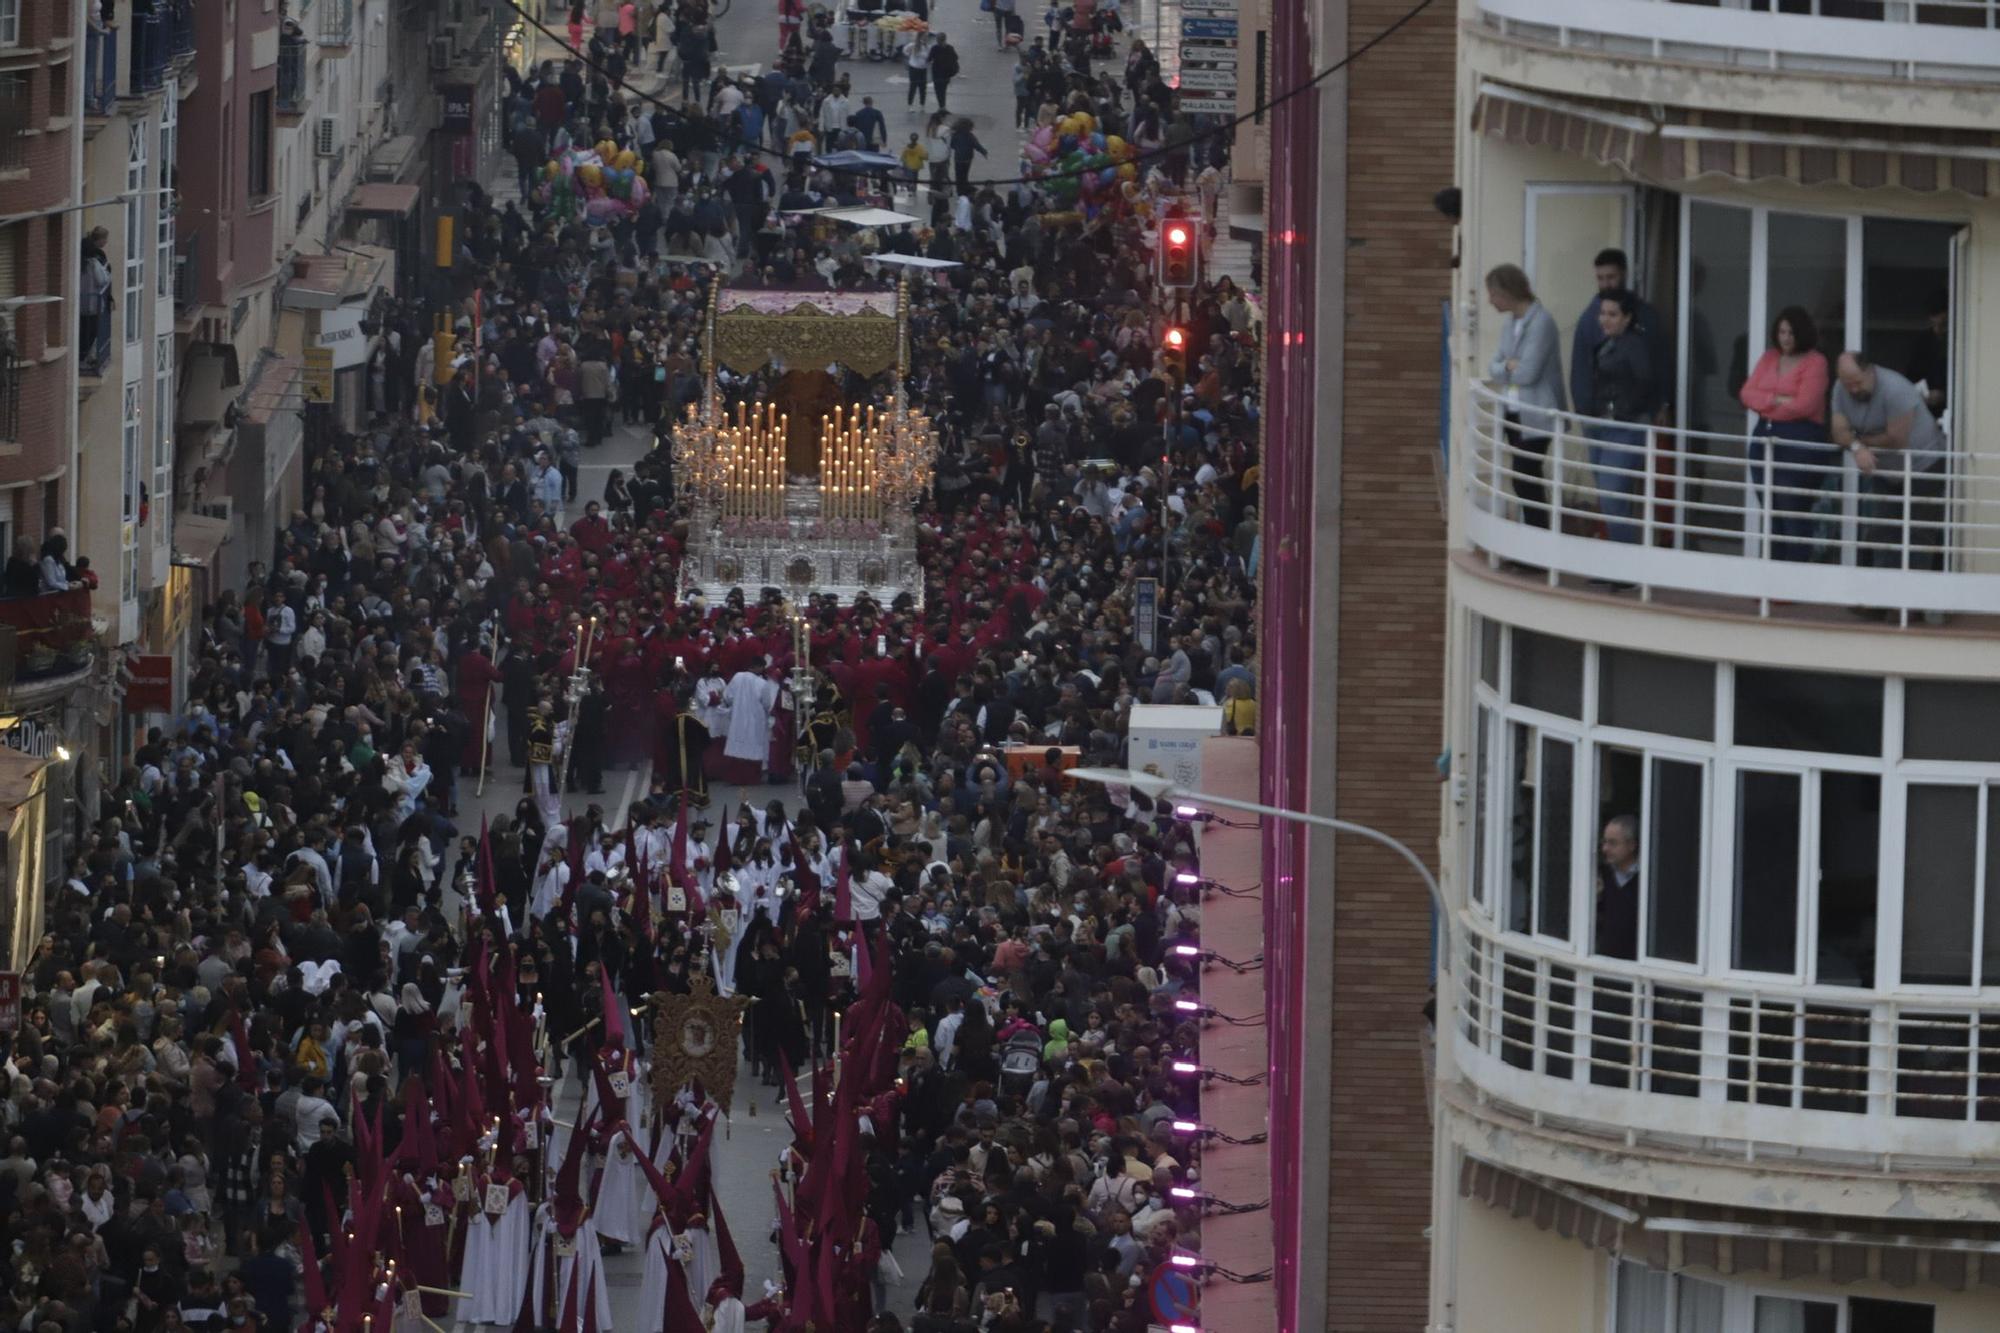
[0, 339, 19, 444]
[1480, 0, 2000, 82]
[167, 0, 196, 59]
[1461, 382, 2000, 621]
[320, 0, 354, 46]
[277, 35, 308, 116]
[0, 75, 27, 172]
[174, 233, 200, 313]
[85, 25, 119, 116]
[0, 588, 99, 681]
[129, 9, 167, 94]
[1454, 916, 2000, 1164]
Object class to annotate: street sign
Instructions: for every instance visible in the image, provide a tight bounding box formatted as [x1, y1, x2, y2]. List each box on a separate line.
[1182, 35, 1238, 49]
[1180, 16, 1238, 36]
[302, 346, 335, 404]
[1178, 93, 1237, 114]
[1182, 54, 1239, 71]
[1148, 1265, 1200, 1326]
[1177, 67, 1241, 91]
[0, 974, 21, 1034]
[1179, 0, 1239, 11]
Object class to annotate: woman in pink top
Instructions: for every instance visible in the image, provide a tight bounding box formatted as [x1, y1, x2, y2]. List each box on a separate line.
[1738, 304, 1831, 561]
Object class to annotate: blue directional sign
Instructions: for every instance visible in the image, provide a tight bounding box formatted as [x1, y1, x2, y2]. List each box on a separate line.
[1181, 16, 1239, 37]
[1148, 1264, 1200, 1326]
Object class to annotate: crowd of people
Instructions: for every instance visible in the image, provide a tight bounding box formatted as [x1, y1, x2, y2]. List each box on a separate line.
[0, 5, 1262, 1333]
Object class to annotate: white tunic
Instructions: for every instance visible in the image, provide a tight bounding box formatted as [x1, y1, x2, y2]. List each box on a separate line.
[458, 1187, 530, 1324]
[635, 1225, 682, 1333]
[720, 670, 778, 764]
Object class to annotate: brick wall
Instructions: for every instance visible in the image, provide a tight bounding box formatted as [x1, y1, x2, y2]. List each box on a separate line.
[1324, 0, 1455, 1326]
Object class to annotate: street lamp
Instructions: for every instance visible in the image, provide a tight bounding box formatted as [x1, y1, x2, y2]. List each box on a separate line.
[1067, 766, 1449, 959]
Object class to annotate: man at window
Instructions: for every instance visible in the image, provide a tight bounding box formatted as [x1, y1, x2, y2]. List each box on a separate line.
[1595, 815, 1640, 961]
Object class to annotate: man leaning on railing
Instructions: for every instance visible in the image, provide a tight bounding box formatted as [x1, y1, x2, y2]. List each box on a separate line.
[1830, 351, 1948, 580]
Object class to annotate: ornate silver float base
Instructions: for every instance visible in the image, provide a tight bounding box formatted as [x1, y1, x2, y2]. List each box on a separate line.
[680, 497, 924, 609]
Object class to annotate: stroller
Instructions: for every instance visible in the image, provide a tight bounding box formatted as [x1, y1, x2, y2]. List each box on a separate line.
[998, 1030, 1043, 1098]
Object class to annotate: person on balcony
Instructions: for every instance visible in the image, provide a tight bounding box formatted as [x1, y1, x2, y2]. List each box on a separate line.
[37, 531, 73, 593]
[79, 229, 113, 376]
[1831, 351, 1949, 581]
[1738, 305, 1831, 562]
[1569, 248, 1668, 432]
[1586, 289, 1656, 544]
[1484, 263, 1565, 530]
[2, 538, 38, 599]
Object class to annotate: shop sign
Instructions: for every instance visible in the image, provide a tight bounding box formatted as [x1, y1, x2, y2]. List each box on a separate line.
[125, 655, 174, 714]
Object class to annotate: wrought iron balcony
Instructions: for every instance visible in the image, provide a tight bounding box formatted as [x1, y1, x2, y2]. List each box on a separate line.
[277, 33, 308, 118]
[0, 74, 26, 171]
[167, 0, 197, 59]
[174, 233, 201, 314]
[0, 335, 19, 445]
[84, 25, 119, 117]
[129, 9, 167, 94]
[320, 0, 354, 48]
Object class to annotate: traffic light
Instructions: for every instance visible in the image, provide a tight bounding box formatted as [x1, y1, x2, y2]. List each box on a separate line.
[1159, 213, 1197, 290]
[1162, 325, 1188, 383]
[433, 311, 456, 385]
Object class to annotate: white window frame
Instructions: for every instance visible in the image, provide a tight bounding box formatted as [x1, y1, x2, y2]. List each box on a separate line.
[153, 335, 172, 509]
[157, 87, 176, 303]
[1472, 621, 2000, 995]
[1608, 1257, 1935, 1333]
[124, 119, 148, 346]
[121, 382, 141, 528]
[0, 0, 19, 49]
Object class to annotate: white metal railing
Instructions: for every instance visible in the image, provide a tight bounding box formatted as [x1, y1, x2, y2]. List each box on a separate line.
[1461, 381, 2000, 619]
[1480, 0, 2000, 82]
[1455, 916, 2000, 1160]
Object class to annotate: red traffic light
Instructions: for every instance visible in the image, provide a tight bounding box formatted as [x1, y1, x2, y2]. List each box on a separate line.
[1164, 327, 1187, 349]
[1159, 215, 1198, 290]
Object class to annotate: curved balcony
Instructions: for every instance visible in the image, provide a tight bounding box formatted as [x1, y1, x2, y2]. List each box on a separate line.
[1461, 382, 2000, 623]
[1453, 913, 2000, 1164]
[1479, 0, 2000, 85]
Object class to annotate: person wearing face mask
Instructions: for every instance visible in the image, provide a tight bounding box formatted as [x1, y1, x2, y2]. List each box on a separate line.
[135, 1246, 183, 1333]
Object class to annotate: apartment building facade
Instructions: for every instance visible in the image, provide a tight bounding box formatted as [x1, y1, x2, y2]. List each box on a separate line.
[1258, 0, 1455, 1330]
[1434, 2, 2000, 1330]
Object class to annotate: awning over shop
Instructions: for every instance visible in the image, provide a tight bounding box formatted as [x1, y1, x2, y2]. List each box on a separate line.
[172, 512, 231, 569]
[178, 344, 242, 427]
[347, 182, 421, 216]
[1474, 80, 2000, 197]
[1460, 1155, 2000, 1291]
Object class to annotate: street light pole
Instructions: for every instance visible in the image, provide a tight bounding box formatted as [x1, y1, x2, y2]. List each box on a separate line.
[1068, 766, 1450, 959]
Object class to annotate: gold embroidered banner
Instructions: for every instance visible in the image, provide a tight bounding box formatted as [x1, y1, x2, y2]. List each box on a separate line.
[713, 301, 900, 375]
[650, 971, 750, 1115]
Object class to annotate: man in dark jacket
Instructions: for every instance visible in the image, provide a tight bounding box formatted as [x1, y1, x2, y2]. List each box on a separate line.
[929, 35, 962, 111]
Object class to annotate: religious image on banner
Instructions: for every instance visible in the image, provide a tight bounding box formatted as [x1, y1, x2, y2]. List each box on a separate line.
[651, 971, 750, 1114]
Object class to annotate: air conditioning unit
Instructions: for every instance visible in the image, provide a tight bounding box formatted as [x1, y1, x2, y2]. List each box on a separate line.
[194, 497, 234, 523]
[315, 116, 339, 157]
[429, 35, 453, 70]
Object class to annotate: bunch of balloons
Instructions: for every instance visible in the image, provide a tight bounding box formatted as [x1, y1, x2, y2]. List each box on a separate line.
[1019, 112, 1142, 218]
[535, 142, 652, 224]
